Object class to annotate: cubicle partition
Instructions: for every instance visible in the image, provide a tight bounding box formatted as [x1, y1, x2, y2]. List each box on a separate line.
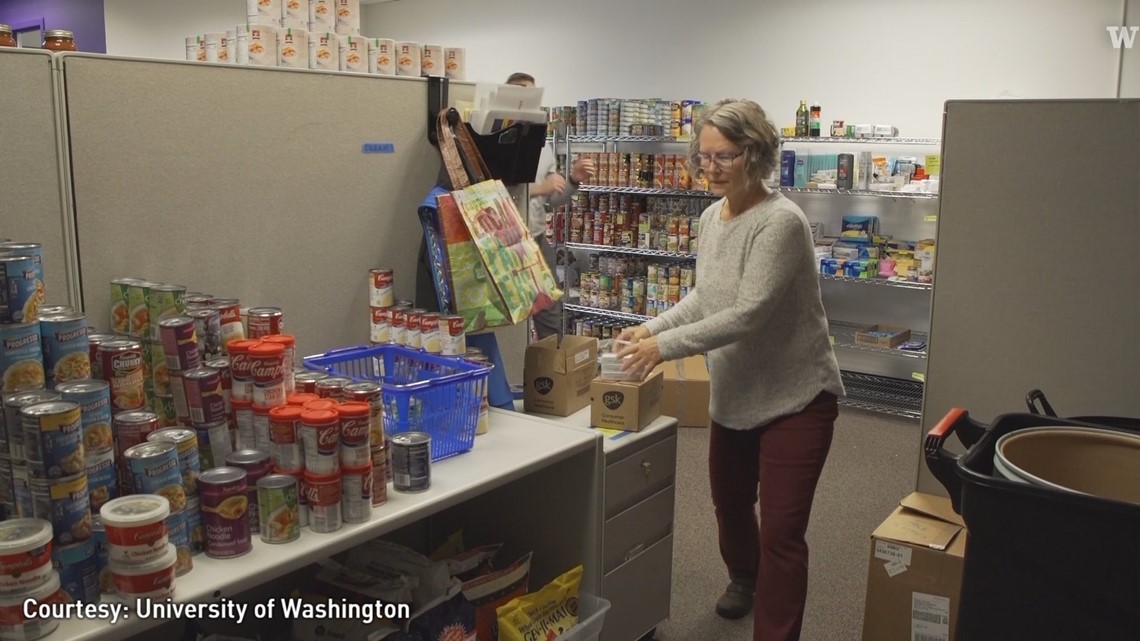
[0, 49, 77, 307]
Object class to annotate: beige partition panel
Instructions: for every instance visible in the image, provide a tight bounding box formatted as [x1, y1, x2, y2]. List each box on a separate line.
[917, 99, 1140, 494]
[0, 49, 76, 308]
[63, 54, 481, 361]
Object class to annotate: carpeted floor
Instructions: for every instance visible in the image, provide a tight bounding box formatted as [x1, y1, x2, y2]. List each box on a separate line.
[653, 408, 920, 641]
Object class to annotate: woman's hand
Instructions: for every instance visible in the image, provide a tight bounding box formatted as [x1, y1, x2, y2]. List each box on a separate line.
[617, 335, 663, 379]
[571, 159, 597, 184]
[614, 325, 651, 350]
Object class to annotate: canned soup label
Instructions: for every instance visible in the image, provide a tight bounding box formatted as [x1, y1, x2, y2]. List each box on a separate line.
[1, 323, 45, 393]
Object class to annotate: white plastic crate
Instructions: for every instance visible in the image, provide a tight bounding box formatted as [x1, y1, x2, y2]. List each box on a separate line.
[554, 593, 611, 641]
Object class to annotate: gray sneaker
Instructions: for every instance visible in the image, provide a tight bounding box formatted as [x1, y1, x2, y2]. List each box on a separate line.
[715, 582, 755, 619]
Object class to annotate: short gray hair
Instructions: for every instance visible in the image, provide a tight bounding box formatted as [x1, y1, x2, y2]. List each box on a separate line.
[688, 99, 780, 188]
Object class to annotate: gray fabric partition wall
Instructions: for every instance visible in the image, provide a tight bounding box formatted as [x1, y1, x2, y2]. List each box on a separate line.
[917, 99, 1140, 494]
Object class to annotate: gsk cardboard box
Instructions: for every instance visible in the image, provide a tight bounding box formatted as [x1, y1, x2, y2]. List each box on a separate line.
[861, 492, 967, 641]
[590, 370, 663, 431]
[653, 356, 710, 428]
[524, 335, 598, 416]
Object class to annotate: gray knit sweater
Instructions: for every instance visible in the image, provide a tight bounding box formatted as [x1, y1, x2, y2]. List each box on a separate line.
[646, 191, 845, 429]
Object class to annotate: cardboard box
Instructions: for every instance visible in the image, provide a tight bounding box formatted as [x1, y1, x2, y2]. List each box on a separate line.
[855, 324, 912, 349]
[653, 356, 710, 428]
[861, 492, 967, 641]
[524, 335, 598, 417]
[590, 370, 663, 431]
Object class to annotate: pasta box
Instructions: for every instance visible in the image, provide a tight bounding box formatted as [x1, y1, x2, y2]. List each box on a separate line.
[524, 336, 598, 417]
[590, 370, 662, 432]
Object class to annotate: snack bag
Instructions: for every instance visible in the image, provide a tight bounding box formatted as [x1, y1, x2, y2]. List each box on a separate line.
[447, 544, 502, 582]
[408, 591, 477, 641]
[461, 552, 532, 641]
[496, 565, 583, 641]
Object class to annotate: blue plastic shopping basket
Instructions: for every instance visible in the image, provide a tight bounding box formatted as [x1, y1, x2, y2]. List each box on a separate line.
[303, 344, 492, 461]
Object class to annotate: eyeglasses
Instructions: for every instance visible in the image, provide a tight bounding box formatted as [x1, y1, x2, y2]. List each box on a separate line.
[696, 151, 744, 169]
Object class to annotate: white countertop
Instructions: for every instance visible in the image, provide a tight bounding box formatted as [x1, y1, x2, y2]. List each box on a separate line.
[56, 410, 598, 641]
[514, 403, 679, 455]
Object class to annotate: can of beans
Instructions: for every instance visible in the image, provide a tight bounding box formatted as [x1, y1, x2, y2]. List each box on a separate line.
[146, 284, 187, 342]
[257, 474, 300, 543]
[341, 464, 372, 524]
[226, 339, 260, 404]
[249, 343, 286, 408]
[30, 472, 91, 546]
[369, 268, 395, 308]
[419, 314, 441, 354]
[22, 401, 84, 480]
[369, 445, 388, 506]
[53, 535, 99, 604]
[83, 448, 116, 515]
[344, 382, 383, 448]
[147, 427, 201, 498]
[300, 408, 340, 475]
[124, 440, 186, 515]
[405, 309, 425, 350]
[293, 372, 327, 395]
[246, 307, 284, 339]
[252, 404, 272, 452]
[167, 371, 190, 424]
[205, 358, 232, 415]
[38, 313, 91, 389]
[194, 420, 232, 472]
[198, 466, 251, 559]
[97, 340, 145, 413]
[158, 316, 201, 372]
[211, 298, 246, 349]
[314, 377, 351, 401]
[86, 333, 115, 381]
[186, 308, 222, 360]
[391, 432, 430, 493]
[369, 306, 391, 344]
[268, 405, 304, 473]
[389, 306, 410, 346]
[302, 472, 341, 533]
[182, 367, 228, 427]
[439, 315, 466, 357]
[261, 335, 296, 394]
[111, 410, 159, 494]
[231, 398, 254, 451]
[286, 392, 319, 407]
[337, 402, 370, 469]
[225, 449, 272, 535]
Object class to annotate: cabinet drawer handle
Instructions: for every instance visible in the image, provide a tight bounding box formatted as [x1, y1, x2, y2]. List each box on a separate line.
[641, 460, 652, 476]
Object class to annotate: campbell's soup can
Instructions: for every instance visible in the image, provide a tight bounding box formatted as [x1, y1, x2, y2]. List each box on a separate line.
[246, 307, 284, 339]
[0, 321, 45, 394]
[302, 472, 341, 533]
[29, 472, 91, 546]
[314, 377, 351, 401]
[226, 339, 261, 404]
[369, 268, 394, 307]
[86, 333, 116, 380]
[268, 405, 304, 473]
[205, 358, 233, 415]
[405, 309, 424, 350]
[369, 307, 391, 344]
[287, 393, 319, 407]
[252, 405, 272, 452]
[344, 382, 383, 448]
[389, 306, 410, 346]
[261, 334, 296, 394]
[225, 450, 272, 535]
[341, 464, 372, 524]
[294, 371, 327, 394]
[0, 518, 54, 594]
[300, 409, 340, 475]
[158, 316, 201, 372]
[58, 381, 115, 458]
[147, 427, 201, 498]
[109, 278, 143, 336]
[370, 445, 388, 506]
[182, 367, 228, 427]
[98, 340, 146, 412]
[112, 410, 160, 495]
[256, 474, 300, 543]
[439, 315, 466, 356]
[168, 370, 190, 424]
[337, 402, 371, 469]
[211, 298, 246, 349]
[419, 313, 441, 354]
[198, 467, 251, 559]
[249, 343, 286, 408]
[232, 398, 254, 450]
[38, 314, 91, 389]
[21, 401, 84, 480]
[194, 420, 232, 472]
[83, 447, 116, 515]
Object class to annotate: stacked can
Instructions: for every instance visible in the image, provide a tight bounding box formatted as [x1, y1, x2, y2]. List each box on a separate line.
[0, 517, 78, 637]
[1, 390, 57, 519]
[256, 474, 300, 544]
[337, 402, 372, 524]
[38, 312, 91, 390]
[147, 428, 203, 555]
[246, 307, 284, 339]
[226, 338, 262, 452]
[345, 382, 387, 506]
[293, 371, 328, 394]
[225, 450, 272, 537]
[262, 334, 297, 394]
[123, 440, 192, 576]
[299, 405, 341, 532]
[210, 297, 246, 351]
[100, 494, 176, 601]
[369, 268, 394, 345]
[55, 381, 116, 517]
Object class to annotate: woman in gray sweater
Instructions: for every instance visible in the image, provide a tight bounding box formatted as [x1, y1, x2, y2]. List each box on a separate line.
[617, 99, 844, 641]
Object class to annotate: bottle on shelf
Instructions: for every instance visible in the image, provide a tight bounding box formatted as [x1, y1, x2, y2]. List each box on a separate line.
[809, 102, 822, 138]
[0, 25, 16, 48]
[837, 153, 854, 189]
[795, 100, 809, 138]
[780, 149, 796, 187]
[42, 29, 77, 52]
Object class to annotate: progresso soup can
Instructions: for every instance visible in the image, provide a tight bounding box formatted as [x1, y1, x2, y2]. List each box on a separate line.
[30, 472, 92, 546]
[2, 390, 59, 461]
[21, 401, 85, 480]
[0, 254, 44, 325]
[38, 314, 91, 389]
[0, 322, 45, 394]
[52, 537, 99, 604]
[147, 427, 201, 498]
[55, 380, 114, 456]
[124, 441, 186, 515]
[83, 447, 117, 515]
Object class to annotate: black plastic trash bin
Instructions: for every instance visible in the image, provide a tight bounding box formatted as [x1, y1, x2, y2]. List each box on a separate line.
[925, 408, 1140, 641]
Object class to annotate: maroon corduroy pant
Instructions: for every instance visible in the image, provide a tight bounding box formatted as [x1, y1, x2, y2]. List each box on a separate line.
[708, 391, 838, 641]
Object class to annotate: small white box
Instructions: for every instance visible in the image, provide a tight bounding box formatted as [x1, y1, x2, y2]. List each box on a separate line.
[444, 47, 465, 81]
[277, 27, 308, 68]
[309, 31, 339, 70]
[339, 35, 368, 73]
[369, 38, 395, 75]
[395, 41, 420, 76]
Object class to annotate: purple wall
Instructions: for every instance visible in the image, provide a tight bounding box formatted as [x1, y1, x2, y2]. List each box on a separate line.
[0, 0, 106, 52]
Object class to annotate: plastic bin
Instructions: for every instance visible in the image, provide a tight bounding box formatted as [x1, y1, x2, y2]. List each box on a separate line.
[925, 409, 1140, 641]
[554, 593, 611, 641]
[303, 344, 492, 461]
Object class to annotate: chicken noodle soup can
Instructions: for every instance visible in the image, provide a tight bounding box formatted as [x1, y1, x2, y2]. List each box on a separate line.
[83, 448, 116, 515]
[38, 314, 90, 389]
[268, 405, 304, 473]
[300, 409, 340, 475]
[345, 382, 383, 447]
[181, 367, 227, 427]
[440, 315, 466, 356]
[247, 307, 284, 339]
[227, 339, 260, 404]
[262, 334, 296, 394]
[419, 313, 441, 354]
[205, 358, 233, 414]
[370, 307, 390, 344]
[257, 474, 299, 543]
[198, 467, 250, 558]
[302, 472, 341, 533]
[188, 308, 222, 360]
[125, 441, 186, 516]
[158, 316, 200, 372]
[98, 340, 146, 412]
[212, 298, 246, 349]
[293, 371, 327, 395]
[225, 449, 272, 535]
[338, 402, 370, 468]
[21, 401, 84, 480]
[341, 464, 371, 523]
[369, 269, 394, 307]
[391, 432, 430, 493]
[147, 428, 201, 497]
[0, 255, 42, 325]
[0, 321, 45, 394]
[30, 473, 91, 546]
[314, 377, 350, 401]
[0, 518, 54, 594]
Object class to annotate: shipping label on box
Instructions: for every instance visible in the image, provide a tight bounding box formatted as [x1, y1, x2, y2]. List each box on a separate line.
[524, 335, 598, 417]
[590, 370, 663, 432]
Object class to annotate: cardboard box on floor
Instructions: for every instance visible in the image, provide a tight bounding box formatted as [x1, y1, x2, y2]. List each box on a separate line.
[524, 335, 598, 417]
[590, 369, 663, 431]
[861, 492, 967, 641]
[652, 356, 710, 428]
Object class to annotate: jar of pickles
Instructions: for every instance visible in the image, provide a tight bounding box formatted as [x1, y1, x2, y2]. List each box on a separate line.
[42, 30, 77, 52]
[0, 25, 16, 48]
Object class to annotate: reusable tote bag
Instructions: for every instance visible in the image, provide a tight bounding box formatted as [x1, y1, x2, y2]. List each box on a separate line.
[435, 109, 562, 330]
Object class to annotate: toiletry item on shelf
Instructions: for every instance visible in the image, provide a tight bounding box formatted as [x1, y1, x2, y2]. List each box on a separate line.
[780, 150, 796, 187]
[837, 153, 854, 189]
[809, 102, 821, 137]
